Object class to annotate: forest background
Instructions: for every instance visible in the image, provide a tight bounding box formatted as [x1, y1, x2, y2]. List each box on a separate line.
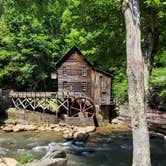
[0, 0, 165, 105]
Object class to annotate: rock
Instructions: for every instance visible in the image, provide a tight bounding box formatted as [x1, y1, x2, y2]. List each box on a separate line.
[59, 123, 66, 127]
[111, 118, 120, 124]
[164, 136, 166, 140]
[73, 132, 89, 142]
[27, 147, 67, 166]
[2, 126, 13, 132]
[13, 124, 25, 132]
[32, 146, 48, 152]
[63, 129, 74, 140]
[74, 126, 96, 133]
[53, 126, 67, 132]
[111, 117, 128, 125]
[49, 124, 59, 129]
[12, 124, 36, 132]
[112, 105, 166, 134]
[0, 158, 18, 166]
[150, 131, 165, 139]
[0, 147, 9, 155]
[24, 124, 37, 131]
[62, 126, 95, 140]
[42, 149, 66, 159]
[24, 158, 67, 166]
[45, 127, 53, 131]
[4, 119, 17, 125]
[37, 126, 46, 131]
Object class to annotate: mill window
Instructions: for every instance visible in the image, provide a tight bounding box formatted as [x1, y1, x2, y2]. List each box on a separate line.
[82, 81, 87, 91]
[63, 66, 67, 75]
[82, 66, 87, 76]
[100, 75, 105, 91]
[63, 81, 68, 89]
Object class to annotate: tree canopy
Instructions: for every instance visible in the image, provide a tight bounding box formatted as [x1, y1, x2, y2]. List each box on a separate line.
[0, 0, 165, 103]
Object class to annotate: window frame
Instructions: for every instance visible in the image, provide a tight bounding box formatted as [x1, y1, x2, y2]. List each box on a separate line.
[63, 81, 68, 89]
[62, 66, 67, 75]
[82, 81, 87, 92]
[82, 66, 87, 76]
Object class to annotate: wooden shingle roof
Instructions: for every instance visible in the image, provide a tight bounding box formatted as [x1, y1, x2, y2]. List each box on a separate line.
[56, 46, 112, 77]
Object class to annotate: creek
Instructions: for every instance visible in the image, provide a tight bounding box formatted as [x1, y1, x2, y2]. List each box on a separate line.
[0, 131, 165, 166]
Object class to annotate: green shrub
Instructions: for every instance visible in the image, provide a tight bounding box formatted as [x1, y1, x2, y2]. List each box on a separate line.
[112, 67, 128, 104]
[19, 154, 33, 164]
[113, 79, 128, 103]
[150, 67, 166, 100]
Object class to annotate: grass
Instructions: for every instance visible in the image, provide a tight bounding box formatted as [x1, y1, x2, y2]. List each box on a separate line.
[96, 123, 130, 134]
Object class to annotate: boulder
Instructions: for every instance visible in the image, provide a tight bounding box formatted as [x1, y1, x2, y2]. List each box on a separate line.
[0, 158, 18, 166]
[111, 118, 125, 124]
[2, 126, 13, 132]
[37, 126, 46, 131]
[12, 124, 37, 132]
[63, 129, 74, 140]
[45, 127, 53, 131]
[111, 119, 119, 124]
[42, 149, 66, 159]
[74, 126, 95, 133]
[59, 123, 66, 127]
[49, 124, 59, 129]
[24, 124, 37, 131]
[25, 148, 67, 166]
[13, 124, 25, 132]
[24, 158, 67, 166]
[53, 126, 67, 132]
[73, 132, 89, 142]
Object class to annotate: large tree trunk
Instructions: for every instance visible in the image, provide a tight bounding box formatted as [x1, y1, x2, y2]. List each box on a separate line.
[123, 0, 151, 166]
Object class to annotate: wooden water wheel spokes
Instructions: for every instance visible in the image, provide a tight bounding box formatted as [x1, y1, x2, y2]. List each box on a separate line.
[70, 97, 96, 117]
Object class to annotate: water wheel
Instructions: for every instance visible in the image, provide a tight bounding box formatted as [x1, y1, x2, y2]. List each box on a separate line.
[70, 97, 96, 117]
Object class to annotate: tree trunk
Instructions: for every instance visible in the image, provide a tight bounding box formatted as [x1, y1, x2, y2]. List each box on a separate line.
[123, 0, 151, 166]
[142, 11, 155, 95]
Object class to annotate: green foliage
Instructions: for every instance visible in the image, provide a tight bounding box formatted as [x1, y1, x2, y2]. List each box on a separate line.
[150, 67, 166, 100]
[19, 154, 33, 164]
[112, 68, 128, 103]
[150, 49, 166, 100]
[0, 0, 125, 91]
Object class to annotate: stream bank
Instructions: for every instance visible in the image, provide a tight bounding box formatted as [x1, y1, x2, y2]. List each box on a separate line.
[112, 105, 166, 134]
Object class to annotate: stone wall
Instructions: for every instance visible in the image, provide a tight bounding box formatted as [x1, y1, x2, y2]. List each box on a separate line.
[112, 105, 166, 134]
[6, 108, 59, 124]
[65, 117, 94, 126]
[6, 108, 95, 126]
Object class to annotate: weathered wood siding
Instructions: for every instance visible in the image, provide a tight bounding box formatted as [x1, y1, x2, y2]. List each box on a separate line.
[56, 50, 111, 105]
[90, 70, 111, 105]
[57, 52, 91, 97]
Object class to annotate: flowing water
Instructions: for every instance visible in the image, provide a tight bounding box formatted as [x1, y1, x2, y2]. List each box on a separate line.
[0, 131, 165, 166]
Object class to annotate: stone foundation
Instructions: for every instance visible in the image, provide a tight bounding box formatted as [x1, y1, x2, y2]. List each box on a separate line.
[65, 117, 94, 126]
[6, 108, 59, 124]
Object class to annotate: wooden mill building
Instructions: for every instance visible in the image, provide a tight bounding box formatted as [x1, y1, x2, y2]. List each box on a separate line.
[8, 46, 113, 125]
[51, 46, 112, 106]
